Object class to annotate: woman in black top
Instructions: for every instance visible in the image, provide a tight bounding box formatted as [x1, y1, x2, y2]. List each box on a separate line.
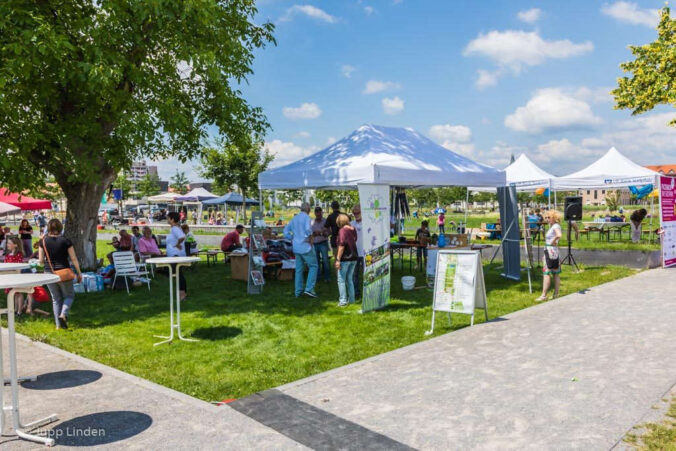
[39, 219, 82, 329]
[19, 219, 33, 258]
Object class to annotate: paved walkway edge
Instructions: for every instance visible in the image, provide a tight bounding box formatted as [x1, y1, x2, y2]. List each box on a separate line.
[13, 332, 218, 411]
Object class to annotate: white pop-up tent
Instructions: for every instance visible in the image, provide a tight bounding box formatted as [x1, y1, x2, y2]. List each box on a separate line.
[175, 187, 218, 202]
[553, 147, 658, 190]
[258, 124, 505, 189]
[147, 192, 181, 203]
[472, 153, 555, 192]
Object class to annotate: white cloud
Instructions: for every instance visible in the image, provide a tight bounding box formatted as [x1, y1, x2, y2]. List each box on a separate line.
[294, 131, 311, 138]
[504, 88, 603, 134]
[601, 2, 660, 27]
[364, 6, 375, 15]
[464, 30, 593, 71]
[382, 96, 404, 115]
[363, 80, 401, 94]
[572, 86, 613, 104]
[476, 69, 501, 90]
[282, 102, 322, 120]
[341, 64, 356, 78]
[280, 5, 338, 23]
[264, 140, 320, 168]
[517, 8, 542, 24]
[429, 124, 472, 143]
[533, 139, 596, 165]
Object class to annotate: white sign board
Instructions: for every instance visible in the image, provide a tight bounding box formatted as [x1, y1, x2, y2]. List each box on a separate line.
[426, 250, 488, 334]
[358, 184, 391, 312]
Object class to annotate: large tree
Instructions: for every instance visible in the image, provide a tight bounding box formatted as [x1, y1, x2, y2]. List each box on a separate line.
[137, 173, 161, 199]
[0, 1, 274, 268]
[200, 137, 273, 219]
[612, 7, 675, 125]
[169, 171, 190, 195]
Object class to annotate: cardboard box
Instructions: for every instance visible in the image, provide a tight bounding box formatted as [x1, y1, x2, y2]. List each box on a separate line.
[230, 254, 249, 281]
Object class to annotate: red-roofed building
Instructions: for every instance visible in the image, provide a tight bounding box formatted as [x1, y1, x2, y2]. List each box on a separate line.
[646, 165, 676, 176]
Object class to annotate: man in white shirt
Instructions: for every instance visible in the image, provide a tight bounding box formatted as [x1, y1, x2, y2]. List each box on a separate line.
[284, 202, 318, 298]
[350, 204, 364, 299]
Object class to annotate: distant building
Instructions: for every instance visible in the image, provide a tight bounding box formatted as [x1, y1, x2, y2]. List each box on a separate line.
[578, 188, 631, 206]
[129, 161, 159, 181]
[646, 164, 676, 176]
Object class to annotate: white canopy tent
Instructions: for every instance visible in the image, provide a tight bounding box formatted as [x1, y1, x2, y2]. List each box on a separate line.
[553, 147, 658, 190]
[147, 192, 181, 203]
[175, 187, 218, 202]
[472, 153, 556, 192]
[258, 124, 505, 189]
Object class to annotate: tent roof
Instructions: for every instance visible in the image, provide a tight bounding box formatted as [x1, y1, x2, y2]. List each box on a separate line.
[258, 124, 505, 189]
[553, 147, 658, 189]
[0, 201, 21, 215]
[147, 192, 180, 202]
[472, 153, 555, 192]
[203, 192, 259, 206]
[0, 189, 52, 211]
[175, 187, 218, 202]
[506, 154, 555, 189]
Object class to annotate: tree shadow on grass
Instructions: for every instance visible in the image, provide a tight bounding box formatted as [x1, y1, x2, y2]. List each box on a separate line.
[191, 326, 242, 340]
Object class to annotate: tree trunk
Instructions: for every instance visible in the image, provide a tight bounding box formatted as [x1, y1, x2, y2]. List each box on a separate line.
[61, 177, 114, 270]
[241, 188, 247, 221]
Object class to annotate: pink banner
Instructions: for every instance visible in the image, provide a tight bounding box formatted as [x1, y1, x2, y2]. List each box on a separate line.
[659, 176, 676, 267]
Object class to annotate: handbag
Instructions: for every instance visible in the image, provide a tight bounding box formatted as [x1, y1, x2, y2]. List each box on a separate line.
[544, 245, 560, 269]
[43, 237, 76, 282]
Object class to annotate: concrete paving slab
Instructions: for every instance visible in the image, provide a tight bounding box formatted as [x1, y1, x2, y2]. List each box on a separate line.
[1, 332, 304, 450]
[278, 268, 676, 450]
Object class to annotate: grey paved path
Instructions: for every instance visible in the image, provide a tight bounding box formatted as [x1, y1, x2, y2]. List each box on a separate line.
[277, 267, 676, 450]
[1, 268, 674, 449]
[0, 333, 304, 450]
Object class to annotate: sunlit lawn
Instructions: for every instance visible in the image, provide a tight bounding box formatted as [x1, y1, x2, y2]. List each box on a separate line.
[3, 241, 637, 401]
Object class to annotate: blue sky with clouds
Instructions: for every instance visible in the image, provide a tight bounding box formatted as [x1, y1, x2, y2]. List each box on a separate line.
[155, 0, 676, 181]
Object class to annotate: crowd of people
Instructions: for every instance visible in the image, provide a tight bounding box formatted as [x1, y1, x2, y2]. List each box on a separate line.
[283, 201, 364, 306]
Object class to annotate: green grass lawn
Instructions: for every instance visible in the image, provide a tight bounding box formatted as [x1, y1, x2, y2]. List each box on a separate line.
[5, 242, 637, 402]
[625, 395, 676, 449]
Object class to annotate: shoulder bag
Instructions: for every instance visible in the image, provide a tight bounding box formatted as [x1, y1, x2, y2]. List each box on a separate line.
[43, 237, 75, 282]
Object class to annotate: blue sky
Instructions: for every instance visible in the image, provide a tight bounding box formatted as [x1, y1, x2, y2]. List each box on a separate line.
[155, 0, 676, 181]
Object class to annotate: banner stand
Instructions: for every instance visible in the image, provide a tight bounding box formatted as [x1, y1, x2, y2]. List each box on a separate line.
[425, 250, 488, 335]
[658, 176, 676, 268]
[358, 184, 391, 313]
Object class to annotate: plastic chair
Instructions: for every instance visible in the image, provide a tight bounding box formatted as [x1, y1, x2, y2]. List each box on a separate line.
[112, 251, 150, 294]
[135, 251, 154, 278]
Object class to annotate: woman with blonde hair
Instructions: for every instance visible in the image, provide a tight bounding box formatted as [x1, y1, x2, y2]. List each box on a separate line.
[536, 210, 562, 302]
[334, 214, 358, 306]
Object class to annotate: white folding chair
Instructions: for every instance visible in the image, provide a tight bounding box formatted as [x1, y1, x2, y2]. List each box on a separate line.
[112, 251, 150, 294]
[135, 251, 154, 278]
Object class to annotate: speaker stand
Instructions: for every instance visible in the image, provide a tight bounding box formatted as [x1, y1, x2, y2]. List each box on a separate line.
[561, 220, 579, 271]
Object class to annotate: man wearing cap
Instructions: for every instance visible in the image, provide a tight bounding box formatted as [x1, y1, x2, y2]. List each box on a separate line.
[221, 224, 245, 252]
[324, 201, 341, 258]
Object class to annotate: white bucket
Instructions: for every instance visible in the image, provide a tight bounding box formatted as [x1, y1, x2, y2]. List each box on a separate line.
[401, 276, 416, 291]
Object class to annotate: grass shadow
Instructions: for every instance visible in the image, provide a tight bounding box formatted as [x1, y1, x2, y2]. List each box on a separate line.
[191, 326, 242, 340]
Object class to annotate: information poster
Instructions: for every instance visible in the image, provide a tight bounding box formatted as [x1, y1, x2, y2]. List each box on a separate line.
[427, 250, 488, 333]
[434, 251, 479, 314]
[358, 184, 391, 312]
[659, 176, 676, 268]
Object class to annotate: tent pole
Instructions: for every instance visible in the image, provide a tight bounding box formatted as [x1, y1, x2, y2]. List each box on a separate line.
[464, 188, 469, 228]
[547, 180, 552, 210]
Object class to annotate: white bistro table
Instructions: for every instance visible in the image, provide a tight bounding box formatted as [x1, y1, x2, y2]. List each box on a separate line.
[0, 263, 30, 274]
[0, 263, 39, 385]
[0, 273, 60, 446]
[146, 256, 200, 346]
